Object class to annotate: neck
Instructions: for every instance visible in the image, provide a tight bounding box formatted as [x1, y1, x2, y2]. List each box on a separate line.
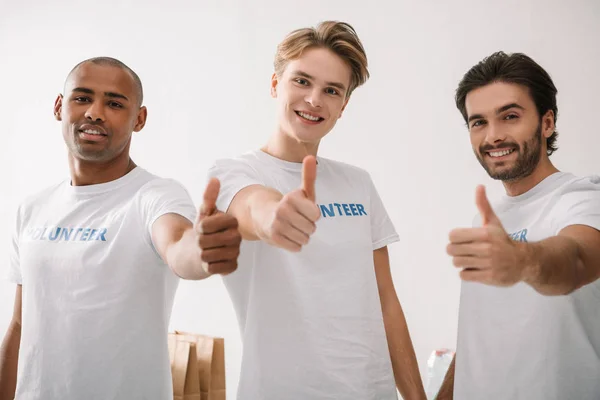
[261, 128, 320, 163]
[68, 148, 136, 186]
[502, 156, 559, 196]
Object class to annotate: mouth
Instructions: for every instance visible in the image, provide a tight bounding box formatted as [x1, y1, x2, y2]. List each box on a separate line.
[485, 148, 516, 160]
[77, 125, 107, 142]
[295, 110, 324, 124]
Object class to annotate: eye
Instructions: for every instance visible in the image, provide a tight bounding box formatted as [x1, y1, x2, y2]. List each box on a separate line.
[294, 78, 309, 86]
[471, 120, 486, 128]
[74, 96, 91, 103]
[325, 87, 339, 96]
[109, 101, 124, 109]
[504, 114, 519, 120]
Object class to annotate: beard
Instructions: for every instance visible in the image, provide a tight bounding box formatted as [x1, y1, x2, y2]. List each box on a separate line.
[476, 123, 542, 182]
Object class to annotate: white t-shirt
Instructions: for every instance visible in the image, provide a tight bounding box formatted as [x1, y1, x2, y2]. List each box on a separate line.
[455, 172, 600, 400]
[6, 167, 196, 400]
[209, 150, 399, 400]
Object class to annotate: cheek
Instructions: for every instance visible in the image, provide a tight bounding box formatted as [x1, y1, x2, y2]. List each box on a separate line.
[470, 133, 481, 150]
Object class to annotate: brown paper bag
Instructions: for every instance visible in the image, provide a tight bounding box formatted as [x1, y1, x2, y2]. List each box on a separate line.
[174, 331, 226, 400]
[168, 333, 201, 400]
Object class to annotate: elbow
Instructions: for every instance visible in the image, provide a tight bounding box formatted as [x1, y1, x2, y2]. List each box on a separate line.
[9, 318, 21, 333]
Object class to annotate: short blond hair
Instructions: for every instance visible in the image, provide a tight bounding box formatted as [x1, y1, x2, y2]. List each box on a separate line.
[274, 21, 369, 97]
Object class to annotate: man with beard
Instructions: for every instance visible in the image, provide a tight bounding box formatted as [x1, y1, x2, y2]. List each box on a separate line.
[436, 52, 600, 400]
[0, 57, 241, 399]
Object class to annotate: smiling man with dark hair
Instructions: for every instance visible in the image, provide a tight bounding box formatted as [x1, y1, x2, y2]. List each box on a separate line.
[0, 58, 241, 399]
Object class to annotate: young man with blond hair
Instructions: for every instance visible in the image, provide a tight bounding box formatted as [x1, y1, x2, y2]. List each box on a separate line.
[209, 21, 426, 399]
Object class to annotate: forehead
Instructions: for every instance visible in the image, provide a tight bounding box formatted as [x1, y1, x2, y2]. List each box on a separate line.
[65, 63, 136, 98]
[284, 47, 351, 86]
[465, 81, 534, 117]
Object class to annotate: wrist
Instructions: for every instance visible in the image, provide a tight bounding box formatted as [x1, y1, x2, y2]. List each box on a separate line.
[518, 241, 540, 286]
[250, 198, 277, 240]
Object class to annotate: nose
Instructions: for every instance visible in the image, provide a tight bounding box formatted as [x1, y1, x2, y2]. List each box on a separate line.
[304, 88, 323, 108]
[485, 121, 506, 144]
[84, 101, 106, 122]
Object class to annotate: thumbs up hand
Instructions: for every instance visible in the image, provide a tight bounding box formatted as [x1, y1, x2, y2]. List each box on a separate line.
[195, 178, 242, 275]
[261, 155, 321, 252]
[446, 185, 530, 287]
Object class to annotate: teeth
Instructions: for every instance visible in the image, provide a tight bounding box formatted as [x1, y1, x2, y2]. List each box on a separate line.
[489, 149, 513, 157]
[298, 111, 320, 121]
[82, 129, 103, 135]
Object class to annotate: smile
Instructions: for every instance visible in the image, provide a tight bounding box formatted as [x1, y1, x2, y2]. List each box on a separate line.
[295, 111, 324, 122]
[487, 148, 515, 158]
[79, 129, 106, 136]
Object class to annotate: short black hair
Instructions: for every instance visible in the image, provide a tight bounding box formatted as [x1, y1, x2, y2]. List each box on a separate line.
[455, 51, 558, 156]
[66, 57, 144, 106]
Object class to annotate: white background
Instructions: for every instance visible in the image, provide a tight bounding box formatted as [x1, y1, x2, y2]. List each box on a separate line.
[1, 0, 599, 397]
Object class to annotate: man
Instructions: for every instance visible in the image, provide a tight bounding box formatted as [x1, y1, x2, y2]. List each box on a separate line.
[209, 21, 426, 400]
[0, 57, 241, 399]
[437, 52, 600, 399]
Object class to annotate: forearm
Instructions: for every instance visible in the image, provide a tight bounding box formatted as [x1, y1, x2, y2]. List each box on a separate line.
[0, 321, 21, 400]
[523, 235, 590, 295]
[166, 228, 210, 280]
[435, 356, 455, 400]
[383, 305, 426, 400]
[238, 187, 282, 241]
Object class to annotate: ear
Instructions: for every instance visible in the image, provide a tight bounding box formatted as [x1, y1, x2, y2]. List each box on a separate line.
[338, 95, 351, 119]
[133, 106, 148, 132]
[54, 94, 63, 121]
[541, 109, 555, 139]
[270, 73, 278, 98]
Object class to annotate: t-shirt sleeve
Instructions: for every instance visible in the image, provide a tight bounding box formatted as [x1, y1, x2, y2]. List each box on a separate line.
[367, 174, 400, 250]
[139, 178, 198, 250]
[207, 158, 265, 213]
[6, 205, 23, 285]
[552, 176, 600, 233]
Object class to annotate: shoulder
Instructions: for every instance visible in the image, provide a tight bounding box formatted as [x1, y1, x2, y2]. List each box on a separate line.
[560, 173, 600, 193]
[211, 151, 264, 169]
[136, 172, 192, 201]
[319, 157, 371, 180]
[18, 180, 66, 214]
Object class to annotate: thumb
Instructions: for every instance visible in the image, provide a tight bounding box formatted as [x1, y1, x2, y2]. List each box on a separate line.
[198, 178, 220, 222]
[475, 185, 499, 226]
[301, 155, 317, 202]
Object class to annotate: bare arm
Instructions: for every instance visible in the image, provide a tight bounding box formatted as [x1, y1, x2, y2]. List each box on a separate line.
[435, 356, 455, 399]
[0, 285, 22, 400]
[449, 186, 600, 295]
[522, 224, 600, 295]
[374, 247, 426, 400]
[226, 156, 320, 252]
[152, 213, 240, 279]
[152, 178, 241, 279]
[228, 184, 283, 241]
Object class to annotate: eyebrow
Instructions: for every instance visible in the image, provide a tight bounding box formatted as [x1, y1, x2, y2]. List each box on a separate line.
[292, 70, 347, 91]
[72, 87, 129, 102]
[468, 102, 525, 123]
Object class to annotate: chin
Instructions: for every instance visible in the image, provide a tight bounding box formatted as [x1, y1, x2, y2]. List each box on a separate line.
[292, 131, 325, 144]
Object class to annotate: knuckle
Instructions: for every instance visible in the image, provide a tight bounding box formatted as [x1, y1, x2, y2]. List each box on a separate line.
[198, 220, 209, 233]
[200, 251, 211, 263]
[229, 261, 238, 272]
[271, 220, 283, 235]
[482, 243, 493, 255]
[228, 216, 239, 228]
[482, 227, 492, 241]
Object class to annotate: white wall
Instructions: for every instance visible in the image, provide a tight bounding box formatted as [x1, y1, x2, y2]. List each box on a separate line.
[1, 0, 599, 397]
